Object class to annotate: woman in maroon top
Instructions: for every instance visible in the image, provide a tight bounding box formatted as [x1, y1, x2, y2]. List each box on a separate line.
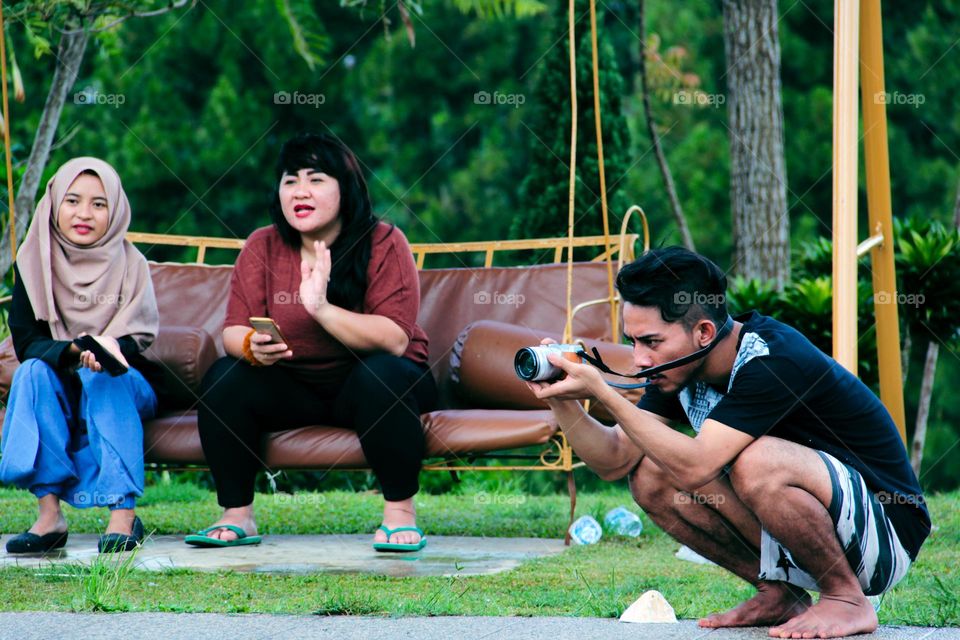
[186, 133, 436, 551]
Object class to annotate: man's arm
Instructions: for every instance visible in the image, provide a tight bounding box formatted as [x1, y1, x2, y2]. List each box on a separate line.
[531, 354, 754, 491]
[598, 382, 754, 490]
[542, 398, 650, 481]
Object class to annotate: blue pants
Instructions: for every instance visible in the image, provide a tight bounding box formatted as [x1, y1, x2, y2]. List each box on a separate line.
[0, 359, 157, 510]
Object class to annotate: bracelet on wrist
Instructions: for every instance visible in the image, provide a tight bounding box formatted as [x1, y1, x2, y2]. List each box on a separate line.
[241, 329, 264, 366]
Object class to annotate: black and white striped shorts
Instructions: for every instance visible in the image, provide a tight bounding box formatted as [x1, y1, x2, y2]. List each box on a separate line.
[758, 450, 911, 596]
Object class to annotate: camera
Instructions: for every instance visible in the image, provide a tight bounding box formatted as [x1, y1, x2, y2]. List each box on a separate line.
[514, 344, 583, 382]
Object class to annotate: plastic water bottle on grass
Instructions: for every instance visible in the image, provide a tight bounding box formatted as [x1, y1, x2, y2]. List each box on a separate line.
[569, 515, 603, 545]
[604, 506, 643, 537]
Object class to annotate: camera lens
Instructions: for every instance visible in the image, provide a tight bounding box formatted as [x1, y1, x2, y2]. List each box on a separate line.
[514, 348, 539, 381]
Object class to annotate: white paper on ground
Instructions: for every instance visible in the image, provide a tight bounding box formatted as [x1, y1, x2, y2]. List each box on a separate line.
[619, 590, 678, 623]
[674, 544, 716, 565]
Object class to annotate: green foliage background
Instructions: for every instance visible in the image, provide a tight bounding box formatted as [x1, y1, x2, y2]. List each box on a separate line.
[513, 0, 631, 241]
[1, 0, 959, 491]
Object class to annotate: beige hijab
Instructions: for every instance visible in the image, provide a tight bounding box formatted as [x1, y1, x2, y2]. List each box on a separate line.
[17, 157, 158, 350]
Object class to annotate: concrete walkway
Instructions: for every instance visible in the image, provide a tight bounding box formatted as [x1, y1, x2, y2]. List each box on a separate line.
[0, 613, 955, 640]
[3, 535, 956, 639]
[0, 533, 567, 577]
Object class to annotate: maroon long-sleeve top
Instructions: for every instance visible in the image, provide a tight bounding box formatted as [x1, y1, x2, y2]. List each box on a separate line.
[224, 222, 429, 386]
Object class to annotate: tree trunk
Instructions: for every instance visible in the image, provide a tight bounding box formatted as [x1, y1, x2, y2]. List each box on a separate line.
[910, 340, 938, 476]
[901, 325, 911, 386]
[0, 28, 88, 276]
[722, 0, 789, 288]
[953, 171, 960, 229]
[638, 0, 694, 251]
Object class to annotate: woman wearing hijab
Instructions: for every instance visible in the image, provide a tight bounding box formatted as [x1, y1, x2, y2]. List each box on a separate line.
[0, 157, 161, 554]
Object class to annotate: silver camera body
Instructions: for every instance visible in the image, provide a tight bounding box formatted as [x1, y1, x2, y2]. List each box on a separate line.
[514, 344, 583, 382]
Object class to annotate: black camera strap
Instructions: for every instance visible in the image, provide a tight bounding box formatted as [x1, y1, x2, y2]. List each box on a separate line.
[578, 316, 735, 390]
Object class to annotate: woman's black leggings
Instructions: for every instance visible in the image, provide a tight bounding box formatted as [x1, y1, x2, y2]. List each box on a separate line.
[197, 354, 437, 507]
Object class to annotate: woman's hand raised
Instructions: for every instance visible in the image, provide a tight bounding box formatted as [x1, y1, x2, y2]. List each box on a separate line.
[300, 240, 332, 321]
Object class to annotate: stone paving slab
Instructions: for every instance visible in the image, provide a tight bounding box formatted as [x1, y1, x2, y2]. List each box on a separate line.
[0, 614, 955, 640]
[0, 533, 567, 577]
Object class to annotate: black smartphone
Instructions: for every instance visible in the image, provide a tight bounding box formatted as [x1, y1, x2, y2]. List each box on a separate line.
[73, 335, 129, 377]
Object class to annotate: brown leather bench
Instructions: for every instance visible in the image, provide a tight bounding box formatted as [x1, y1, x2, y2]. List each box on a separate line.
[0, 259, 635, 538]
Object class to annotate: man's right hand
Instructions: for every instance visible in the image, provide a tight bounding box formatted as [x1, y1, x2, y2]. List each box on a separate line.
[523, 337, 590, 409]
[249, 331, 293, 366]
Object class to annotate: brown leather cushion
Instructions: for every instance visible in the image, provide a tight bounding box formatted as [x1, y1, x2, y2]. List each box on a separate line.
[449, 321, 552, 410]
[143, 412, 207, 464]
[423, 409, 557, 456]
[148, 262, 233, 352]
[142, 325, 219, 409]
[448, 320, 638, 415]
[417, 262, 621, 407]
[143, 409, 558, 467]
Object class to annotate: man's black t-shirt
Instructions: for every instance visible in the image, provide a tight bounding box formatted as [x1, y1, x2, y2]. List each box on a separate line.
[638, 311, 931, 561]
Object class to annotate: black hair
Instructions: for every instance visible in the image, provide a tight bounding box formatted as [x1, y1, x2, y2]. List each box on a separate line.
[269, 132, 382, 311]
[616, 247, 728, 329]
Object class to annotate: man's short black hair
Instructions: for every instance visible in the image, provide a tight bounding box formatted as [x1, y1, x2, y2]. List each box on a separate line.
[616, 247, 728, 330]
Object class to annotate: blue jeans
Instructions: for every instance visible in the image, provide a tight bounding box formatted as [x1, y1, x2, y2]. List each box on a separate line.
[0, 359, 157, 510]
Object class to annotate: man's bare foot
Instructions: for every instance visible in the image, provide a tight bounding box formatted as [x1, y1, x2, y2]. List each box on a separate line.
[373, 498, 421, 546]
[202, 507, 258, 542]
[699, 581, 812, 628]
[768, 593, 877, 639]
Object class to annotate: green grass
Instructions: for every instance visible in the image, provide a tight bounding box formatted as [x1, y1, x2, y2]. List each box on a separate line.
[1, 484, 957, 625]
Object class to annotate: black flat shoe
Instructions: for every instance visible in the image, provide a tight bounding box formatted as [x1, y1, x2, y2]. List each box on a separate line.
[5, 530, 69, 554]
[98, 516, 144, 553]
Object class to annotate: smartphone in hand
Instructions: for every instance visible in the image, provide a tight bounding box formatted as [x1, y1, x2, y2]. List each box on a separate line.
[73, 335, 130, 376]
[249, 317, 288, 345]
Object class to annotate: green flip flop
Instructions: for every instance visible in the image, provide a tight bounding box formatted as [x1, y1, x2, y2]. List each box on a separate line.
[184, 524, 262, 548]
[373, 525, 427, 552]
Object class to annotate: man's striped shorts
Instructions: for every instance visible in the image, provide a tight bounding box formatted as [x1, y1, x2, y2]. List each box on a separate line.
[758, 450, 912, 596]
